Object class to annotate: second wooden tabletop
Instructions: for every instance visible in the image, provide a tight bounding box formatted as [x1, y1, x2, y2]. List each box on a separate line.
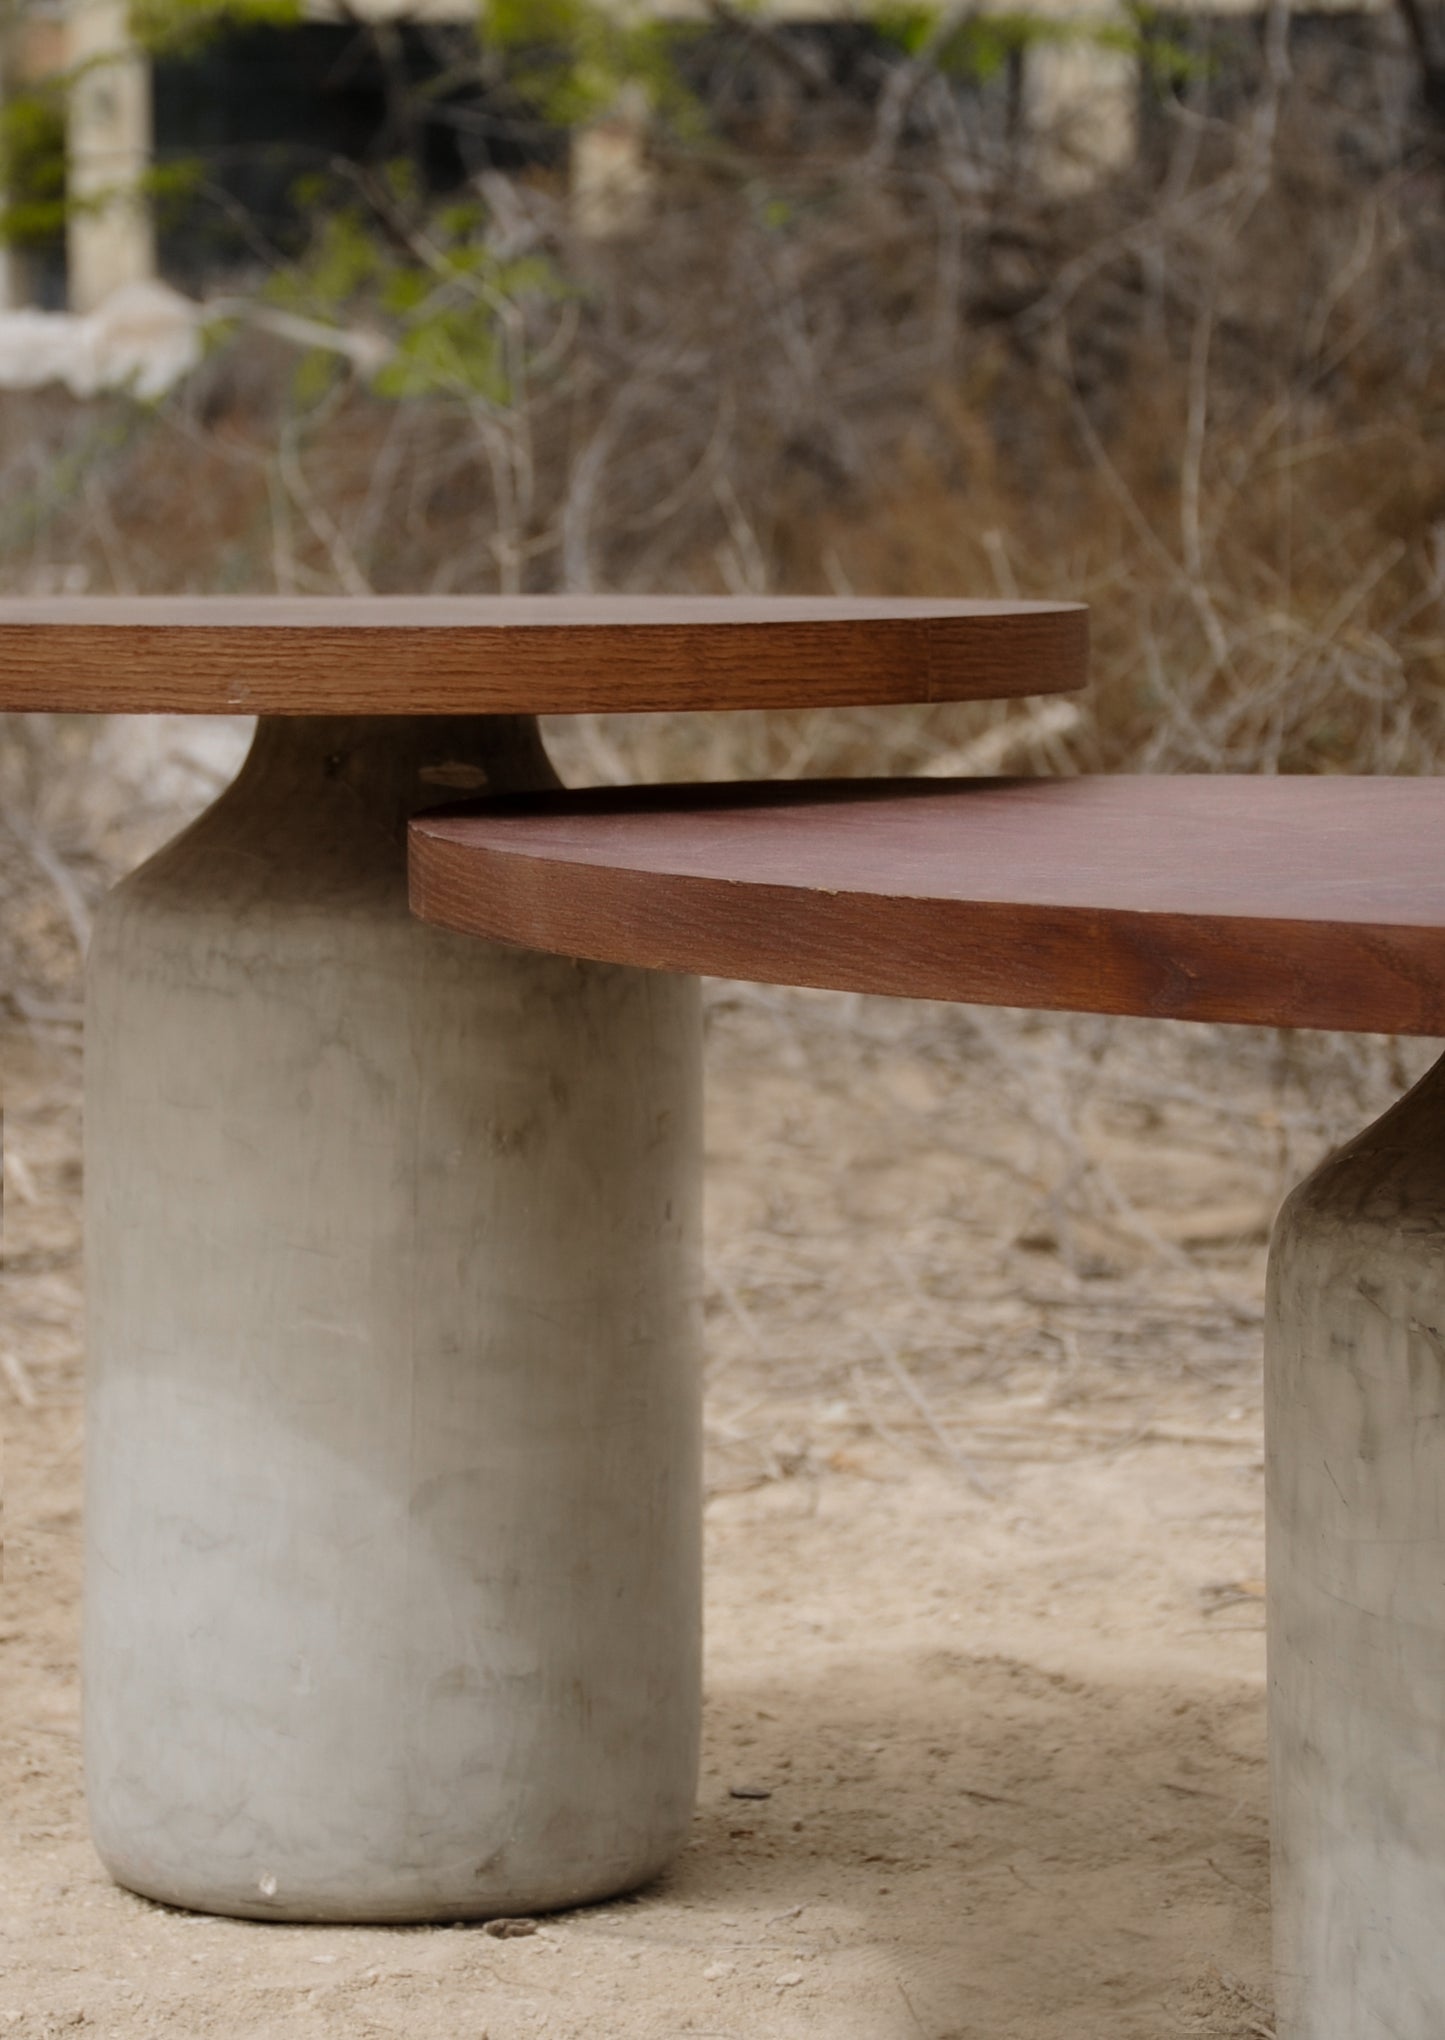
[410, 775, 1445, 1037]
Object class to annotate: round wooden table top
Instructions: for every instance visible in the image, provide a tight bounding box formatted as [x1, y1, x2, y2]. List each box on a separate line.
[0, 595, 1086, 716]
[410, 775, 1445, 1037]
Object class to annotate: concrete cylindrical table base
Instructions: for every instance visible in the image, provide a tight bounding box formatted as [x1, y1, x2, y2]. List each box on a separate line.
[1267, 1050, 1445, 2038]
[83, 716, 703, 1923]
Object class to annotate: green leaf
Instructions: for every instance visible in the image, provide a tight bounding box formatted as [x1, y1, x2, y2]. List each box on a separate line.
[130, 0, 305, 60]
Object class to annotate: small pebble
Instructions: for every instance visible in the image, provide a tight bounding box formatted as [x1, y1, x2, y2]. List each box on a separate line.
[483, 1917, 538, 1940]
[728, 1785, 772, 1800]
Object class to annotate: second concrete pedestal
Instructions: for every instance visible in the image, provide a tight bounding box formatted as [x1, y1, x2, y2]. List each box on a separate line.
[1267, 1051, 1445, 2039]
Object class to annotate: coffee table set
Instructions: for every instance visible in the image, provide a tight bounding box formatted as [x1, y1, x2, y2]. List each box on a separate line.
[2, 593, 1442, 2040]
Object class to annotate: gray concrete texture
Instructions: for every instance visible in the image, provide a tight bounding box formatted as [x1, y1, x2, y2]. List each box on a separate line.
[83, 715, 704, 1921]
[1267, 1049, 1445, 2039]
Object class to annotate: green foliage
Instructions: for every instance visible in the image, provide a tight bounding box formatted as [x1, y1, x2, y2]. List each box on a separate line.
[870, 2, 1189, 83]
[268, 189, 566, 409]
[483, 0, 704, 136]
[1130, 7, 1212, 91]
[0, 83, 66, 248]
[870, 6, 946, 60]
[872, 5, 1033, 80]
[0, 76, 203, 249]
[129, 0, 304, 59]
[140, 155, 206, 223]
[0, 0, 258, 250]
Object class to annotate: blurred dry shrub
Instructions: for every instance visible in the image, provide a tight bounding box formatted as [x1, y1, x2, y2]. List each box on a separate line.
[3, 8, 1443, 792]
[0, 4, 1442, 982]
[0, 8, 1440, 794]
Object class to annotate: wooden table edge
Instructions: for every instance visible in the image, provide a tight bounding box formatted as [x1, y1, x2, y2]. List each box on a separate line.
[409, 825, 1445, 1039]
[0, 606, 1089, 716]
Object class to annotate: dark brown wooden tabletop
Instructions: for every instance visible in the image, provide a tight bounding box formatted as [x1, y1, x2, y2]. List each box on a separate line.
[410, 775, 1445, 1036]
[0, 595, 1086, 716]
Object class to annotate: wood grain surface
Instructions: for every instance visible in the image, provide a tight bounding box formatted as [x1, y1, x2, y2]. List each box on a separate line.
[0, 595, 1086, 715]
[409, 775, 1445, 1036]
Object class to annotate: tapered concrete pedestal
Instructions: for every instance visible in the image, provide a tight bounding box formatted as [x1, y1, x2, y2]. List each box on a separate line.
[83, 716, 703, 1923]
[1267, 1051, 1445, 2039]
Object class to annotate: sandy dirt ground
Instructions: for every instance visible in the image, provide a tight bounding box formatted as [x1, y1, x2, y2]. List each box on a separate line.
[0, 744, 1430, 2039]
